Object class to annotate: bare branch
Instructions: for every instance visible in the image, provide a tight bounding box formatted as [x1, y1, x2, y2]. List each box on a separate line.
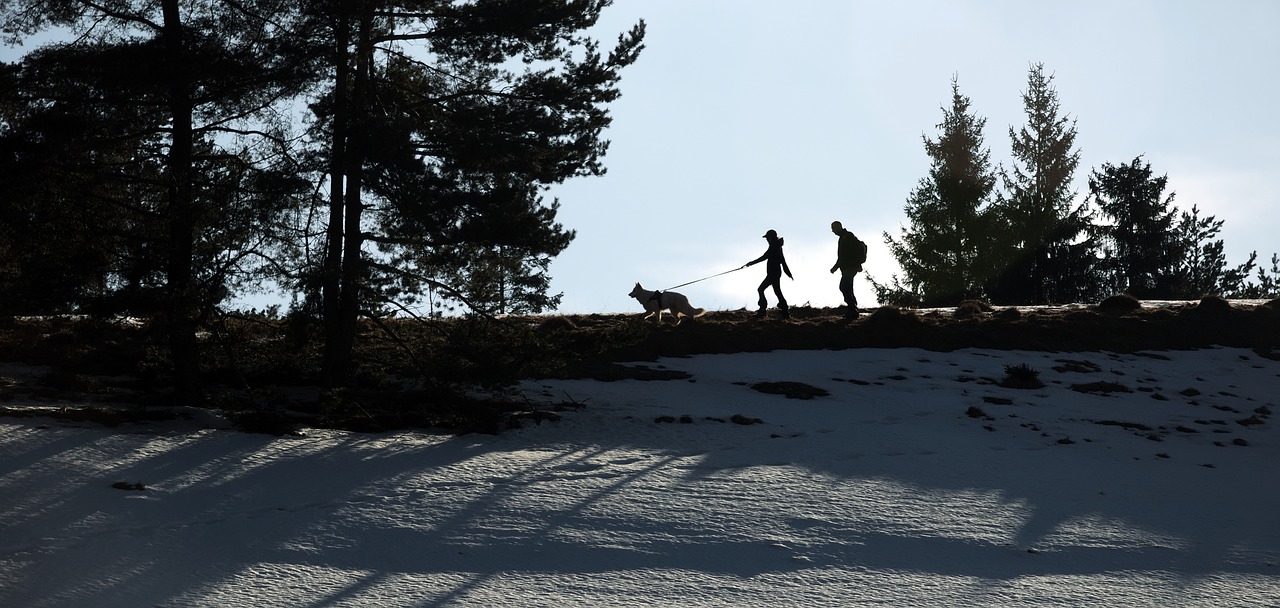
[73, 0, 162, 32]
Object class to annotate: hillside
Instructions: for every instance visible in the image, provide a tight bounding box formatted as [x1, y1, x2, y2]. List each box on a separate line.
[3, 330, 1278, 606]
[551, 297, 1280, 380]
[1, 297, 1277, 433]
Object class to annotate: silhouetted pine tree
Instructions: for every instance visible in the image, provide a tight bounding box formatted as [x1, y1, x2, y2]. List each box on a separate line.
[1, 0, 319, 402]
[1168, 205, 1257, 297]
[0, 51, 165, 314]
[987, 63, 1101, 304]
[878, 76, 996, 307]
[1088, 156, 1182, 298]
[1233, 254, 1280, 299]
[307, 1, 645, 381]
[1089, 156, 1273, 299]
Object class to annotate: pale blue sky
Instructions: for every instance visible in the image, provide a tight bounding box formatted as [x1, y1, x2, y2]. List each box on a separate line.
[4, 1, 1276, 315]
[549, 0, 1280, 313]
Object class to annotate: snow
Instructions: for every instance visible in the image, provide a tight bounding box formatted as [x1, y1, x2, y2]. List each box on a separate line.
[2, 346, 1279, 606]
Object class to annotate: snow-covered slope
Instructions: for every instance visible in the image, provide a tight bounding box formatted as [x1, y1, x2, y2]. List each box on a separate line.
[2, 346, 1278, 606]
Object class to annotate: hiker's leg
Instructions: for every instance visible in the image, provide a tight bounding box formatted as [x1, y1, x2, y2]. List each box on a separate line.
[839, 272, 855, 307]
[756, 278, 770, 312]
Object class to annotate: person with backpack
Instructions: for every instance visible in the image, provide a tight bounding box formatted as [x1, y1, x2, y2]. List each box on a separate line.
[830, 221, 866, 319]
[743, 229, 793, 319]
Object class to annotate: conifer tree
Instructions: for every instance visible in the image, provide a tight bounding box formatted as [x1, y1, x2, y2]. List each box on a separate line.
[1, 0, 318, 402]
[988, 63, 1100, 304]
[1169, 205, 1257, 297]
[878, 76, 996, 307]
[1088, 156, 1181, 298]
[309, 1, 645, 381]
[1233, 254, 1280, 299]
[1089, 156, 1271, 299]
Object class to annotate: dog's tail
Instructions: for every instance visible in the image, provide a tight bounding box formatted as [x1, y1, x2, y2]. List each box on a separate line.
[686, 306, 706, 317]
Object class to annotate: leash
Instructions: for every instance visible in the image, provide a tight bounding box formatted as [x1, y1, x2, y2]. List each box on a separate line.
[663, 266, 746, 291]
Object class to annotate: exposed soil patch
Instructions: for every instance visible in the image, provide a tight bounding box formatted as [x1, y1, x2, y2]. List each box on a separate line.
[563, 362, 692, 382]
[1053, 359, 1102, 373]
[750, 381, 830, 400]
[1094, 419, 1153, 431]
[1072, 381, 1133, 395]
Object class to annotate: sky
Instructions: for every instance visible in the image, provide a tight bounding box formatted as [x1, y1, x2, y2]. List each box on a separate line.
[3, 345, 1278, 605]
[546, 0, 1280, 313]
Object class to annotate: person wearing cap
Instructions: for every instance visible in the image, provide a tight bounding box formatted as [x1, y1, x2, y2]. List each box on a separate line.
[742, 229, 793, 319]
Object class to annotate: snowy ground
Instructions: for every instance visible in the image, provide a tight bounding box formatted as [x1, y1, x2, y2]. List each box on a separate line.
[2, 346, 1279, 607]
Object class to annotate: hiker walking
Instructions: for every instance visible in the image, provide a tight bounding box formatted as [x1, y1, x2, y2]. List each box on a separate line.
[743, 229, 793, 319]
[830, 220, 866, 318]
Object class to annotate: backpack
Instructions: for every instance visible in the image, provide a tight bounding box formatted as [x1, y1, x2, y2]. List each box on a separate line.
[851, 235, 868, 266]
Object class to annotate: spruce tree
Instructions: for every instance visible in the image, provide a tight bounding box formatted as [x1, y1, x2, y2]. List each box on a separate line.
[879, 76, 996, 307]
[1089, 156, 1271, 300]
[988, 63, 1100, 304]
[1088, 156, 1181, 298]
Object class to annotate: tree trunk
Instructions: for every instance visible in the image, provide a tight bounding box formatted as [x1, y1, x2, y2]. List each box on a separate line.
[323, 0, 371, 384]
[322, 0, 351, 382]
[161, 0, 201, 403]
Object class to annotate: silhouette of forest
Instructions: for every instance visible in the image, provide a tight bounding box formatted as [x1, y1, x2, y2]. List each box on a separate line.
[0, 1, 646, 405]
[1, 6, 1277, 422]
[875, 66, 1278, 309]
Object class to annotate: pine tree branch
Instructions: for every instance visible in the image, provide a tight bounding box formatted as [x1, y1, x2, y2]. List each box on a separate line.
[74, 0, 162, 32]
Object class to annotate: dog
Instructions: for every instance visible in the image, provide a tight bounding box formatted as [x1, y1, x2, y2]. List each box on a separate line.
[628, 283, 705, 324]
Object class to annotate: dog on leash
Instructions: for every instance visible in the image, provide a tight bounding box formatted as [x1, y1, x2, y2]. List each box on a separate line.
[628, 283, 705, 324]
